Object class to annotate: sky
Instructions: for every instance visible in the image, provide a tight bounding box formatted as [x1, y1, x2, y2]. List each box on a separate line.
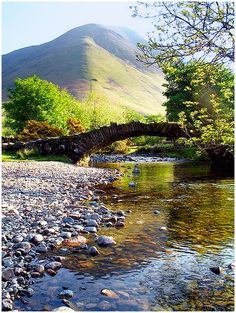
[2, 1, 154, 54]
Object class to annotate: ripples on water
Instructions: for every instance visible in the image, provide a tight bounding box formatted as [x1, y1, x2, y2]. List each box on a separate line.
[16, 162, 234, 311]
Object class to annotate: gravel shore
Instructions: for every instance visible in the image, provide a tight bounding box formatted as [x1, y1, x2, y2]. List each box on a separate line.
[2, 162, 125, 311]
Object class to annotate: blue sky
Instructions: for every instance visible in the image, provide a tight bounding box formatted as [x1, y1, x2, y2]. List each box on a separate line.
[2, 1, 153, 54]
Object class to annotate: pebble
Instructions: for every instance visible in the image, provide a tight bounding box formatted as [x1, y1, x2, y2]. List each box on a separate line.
[53, 307, 75, 312]
[154, 210, 161, 215]
[2, 162, 123, 308]
[97, 236, 116, 247]
[32, 234, 44, 244]
[89, 246, 99, 256]
[2, 299, 13, 310]
[128, 182, 136, 187]
[60, 232, 72, 239]
[59, 289, 74, 299]
[2, 269, 15, 281]
[101, 288, 119, 298]
[45, 261, 62, 271]
[46, 269, 57, 276]
[210, 266, 224, 275]
[159, 226, 167, 231]
[84, 226, 97, 233]
[36, 243, 48, 253]
[98, 300, 112, 310]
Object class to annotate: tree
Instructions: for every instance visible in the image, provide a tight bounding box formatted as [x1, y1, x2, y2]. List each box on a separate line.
[162, 61, 234, 121]
[4, 75, 79, 132]
[132, 1, 234, 66]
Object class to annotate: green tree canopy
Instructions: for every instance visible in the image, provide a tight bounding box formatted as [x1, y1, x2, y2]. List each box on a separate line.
[132, 1, 234, 67]
[162, 61, 234, 122]
[4, 75, 80, 132]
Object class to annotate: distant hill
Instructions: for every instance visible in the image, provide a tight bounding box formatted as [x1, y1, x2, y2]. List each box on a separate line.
[2, 23, 165, 115]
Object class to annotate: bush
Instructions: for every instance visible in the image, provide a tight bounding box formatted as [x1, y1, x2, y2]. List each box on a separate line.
[16, 148, 39, 159]
[18, 120, 64, 141]
[104, 139, 130, 154]
[67, 118, 85, 135]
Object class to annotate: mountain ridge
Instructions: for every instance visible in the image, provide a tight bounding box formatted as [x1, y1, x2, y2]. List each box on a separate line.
[2, 23, 165, 115]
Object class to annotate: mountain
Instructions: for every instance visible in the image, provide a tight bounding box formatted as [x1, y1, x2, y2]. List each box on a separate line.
[2, 24, 165, 115]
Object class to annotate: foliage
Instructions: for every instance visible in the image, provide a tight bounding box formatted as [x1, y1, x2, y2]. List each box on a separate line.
[132, 1, 234, 66]
[16, 148, 40, 160]
[104, 139, 130, 154]
[4, 75, 80, 132]
[67, 118, 85, 135]
[162, 61, 234, 121]
[18, 120, 64, 141]
[178, 98, 234, 153]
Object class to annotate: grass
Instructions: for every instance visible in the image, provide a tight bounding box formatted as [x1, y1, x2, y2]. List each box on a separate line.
[86, 38, 166, 115]
[2, 151, 71, 163]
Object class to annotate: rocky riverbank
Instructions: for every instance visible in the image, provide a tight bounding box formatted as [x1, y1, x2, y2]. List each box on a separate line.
[91, 153, 185, 164]
[2, 162, 126, 311]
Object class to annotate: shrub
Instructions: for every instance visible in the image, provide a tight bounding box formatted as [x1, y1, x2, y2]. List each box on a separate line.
[105, 139, 130, 154]
[18, 120, 64, 141]
[67, 118, 85, 135]
[16, 148, 39, 159]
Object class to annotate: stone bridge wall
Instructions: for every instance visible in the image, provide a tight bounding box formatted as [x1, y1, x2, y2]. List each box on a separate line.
[2, 121, 185, 163]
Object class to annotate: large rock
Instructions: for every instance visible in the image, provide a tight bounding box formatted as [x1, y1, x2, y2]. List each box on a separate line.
[97, 236, 116, 247]
[62, 235, 87, 247]
[45, 261, 62, 271]
[2, 268, 15, 281]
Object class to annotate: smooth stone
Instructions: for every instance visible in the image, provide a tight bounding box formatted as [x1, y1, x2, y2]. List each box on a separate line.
[210, 266, 224, 275]
[86, 219, 98, 227]
[53, 307, 75, 312]
[25, 288, 34, 297]
[85, 303, 97, 309]
[62, 235, 87, 247]
[62, 217, 75, 224]
[159, 226, 167, 231]
[36, 244, 48, 253]
[12, 235, 24, 243]
[128, 182, 136, 187]
[154, 210, 161, 215]
[2, 299, 13, 311]
[2, 268, 15, 281]
[97, 236, 116, 247]
[45, 261, 62, 271]
[117, 291, 130, 299]
[60, 232, 72, 239]
[32, 234, 44, 244]
[101, 288, 119, 299]
[116, 221, 125, 228]
[98, 300, 112, 310]
[33, 264, 45, 274]
[31, 272, 41, 278]
[90, 213, 101, 221]
[116, 299, 139, 309]
[3, 257, 14, 267]
[84, 226, 97, 233]
[59, 289, 74, 299]
[13, 242, 31, 251]
[46, 269, 57, 276]
[89, 246, 99, 256]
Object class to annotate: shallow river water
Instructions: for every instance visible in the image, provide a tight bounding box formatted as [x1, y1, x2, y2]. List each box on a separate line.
[16, 161, 234, 311]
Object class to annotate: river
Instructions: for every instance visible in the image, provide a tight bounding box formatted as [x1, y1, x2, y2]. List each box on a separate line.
[15, 161, 234, 311]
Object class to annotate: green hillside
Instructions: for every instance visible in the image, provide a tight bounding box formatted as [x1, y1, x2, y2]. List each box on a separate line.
[86, 38, 165, 114]
[2, 24, 166, 115]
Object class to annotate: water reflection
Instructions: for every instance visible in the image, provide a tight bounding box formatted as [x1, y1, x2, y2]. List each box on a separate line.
[15, 162, 234, 311]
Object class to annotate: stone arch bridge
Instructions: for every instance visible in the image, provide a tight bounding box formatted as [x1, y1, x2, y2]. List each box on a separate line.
[3, 121, 186, 163]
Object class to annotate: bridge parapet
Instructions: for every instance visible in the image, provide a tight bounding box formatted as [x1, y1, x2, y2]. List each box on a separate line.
[2, 121, 185, 163]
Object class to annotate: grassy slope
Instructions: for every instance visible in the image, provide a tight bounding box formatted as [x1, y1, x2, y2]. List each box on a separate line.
[86, 38, 166, 115]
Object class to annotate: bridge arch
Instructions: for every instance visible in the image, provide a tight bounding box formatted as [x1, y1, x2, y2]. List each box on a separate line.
[3, 121, 185, 163]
